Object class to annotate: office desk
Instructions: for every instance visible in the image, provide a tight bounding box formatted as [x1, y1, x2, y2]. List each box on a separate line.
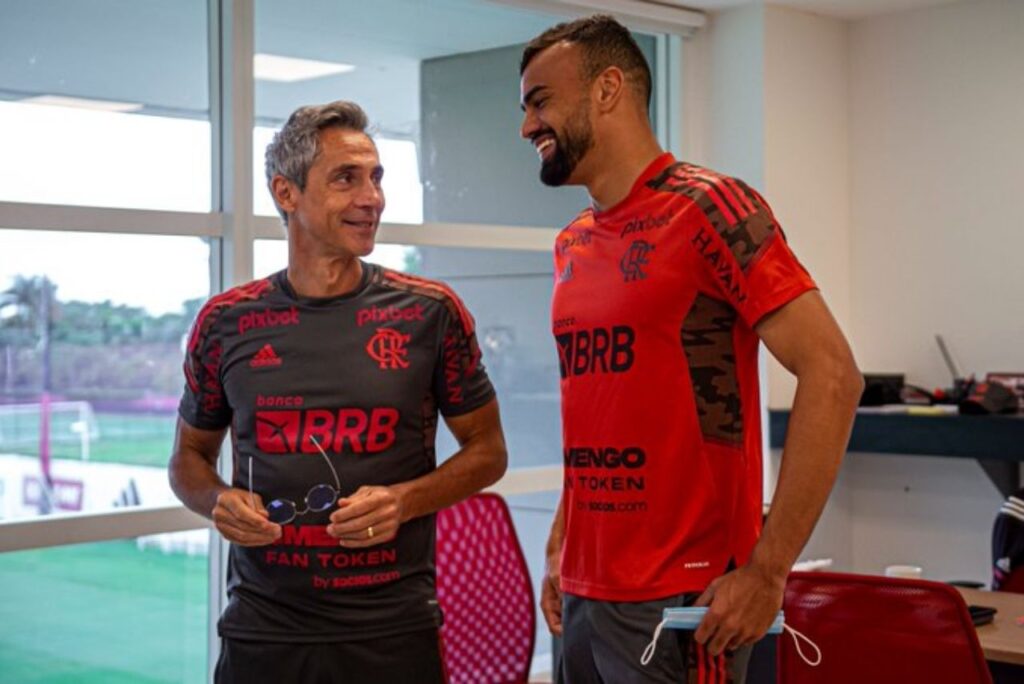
[957, 587, 1024, 666]
[769, 410, 1024, 496]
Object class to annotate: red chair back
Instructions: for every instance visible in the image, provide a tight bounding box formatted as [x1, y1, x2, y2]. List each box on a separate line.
[436, 493, 535, 684]
[779, 571, 992, 684]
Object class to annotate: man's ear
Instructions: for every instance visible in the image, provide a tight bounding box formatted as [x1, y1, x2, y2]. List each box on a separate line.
[270, 175, 299, 216]
[593, 66, 626, 113]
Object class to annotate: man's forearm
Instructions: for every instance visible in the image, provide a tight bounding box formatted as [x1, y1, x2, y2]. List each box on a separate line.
[392, 432, 507, 522]
[749, 364, 862, 578]
[169, 449, 230, 520]
[547, 495, 565, 558]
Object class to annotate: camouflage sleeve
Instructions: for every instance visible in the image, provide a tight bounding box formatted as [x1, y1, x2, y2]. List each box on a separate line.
[432, 296, 496, 417]
[692, 182, 817, 328]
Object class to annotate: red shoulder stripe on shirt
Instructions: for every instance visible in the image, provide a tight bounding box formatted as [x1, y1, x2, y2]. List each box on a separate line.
[686, 167, 755, 218]
[678, 177, 740, 226]
[683, 163, 758, 215]
[187, 278, 273, 354]
[380, 270, 475, 336]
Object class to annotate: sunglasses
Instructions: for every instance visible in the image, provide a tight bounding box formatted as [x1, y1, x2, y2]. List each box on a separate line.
[248, 435, 342, 525]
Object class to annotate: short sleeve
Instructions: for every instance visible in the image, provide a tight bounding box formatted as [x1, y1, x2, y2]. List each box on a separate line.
[695, 189, 816, 328]
[432, 295, 496, 417]
[178, 303, 232, 430]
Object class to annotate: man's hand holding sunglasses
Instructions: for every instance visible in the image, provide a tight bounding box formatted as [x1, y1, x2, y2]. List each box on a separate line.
[327, 486, 405, 548]
[213, 487, 283, 547]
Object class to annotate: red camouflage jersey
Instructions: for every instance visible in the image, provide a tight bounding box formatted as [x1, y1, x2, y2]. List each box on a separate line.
[552, 153, 816, 601]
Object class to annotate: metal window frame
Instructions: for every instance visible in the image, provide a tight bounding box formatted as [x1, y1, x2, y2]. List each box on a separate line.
[0, 0, 689, 676]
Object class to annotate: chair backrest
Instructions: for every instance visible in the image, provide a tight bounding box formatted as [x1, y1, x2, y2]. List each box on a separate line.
[992, 489, 1024, 593]
[778, 571, 992, 684]
[436, 493, 536, 684]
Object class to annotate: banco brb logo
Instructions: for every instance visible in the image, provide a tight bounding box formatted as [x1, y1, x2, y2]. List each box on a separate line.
[366, 328, 411, 369]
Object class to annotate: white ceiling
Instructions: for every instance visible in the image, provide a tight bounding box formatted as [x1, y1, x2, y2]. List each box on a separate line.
[674, 0, 962, 21]
[0, 0, 972, 138]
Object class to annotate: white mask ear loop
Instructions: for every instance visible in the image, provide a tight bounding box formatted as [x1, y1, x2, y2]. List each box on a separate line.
[640, 619, 822, 668]
[640, 617, 668, 666]
[782, 624, 822, 667]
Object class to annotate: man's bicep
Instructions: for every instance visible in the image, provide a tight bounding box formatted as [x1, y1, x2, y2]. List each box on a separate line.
[755, 290, 855, 377]
[442, 398, 503, 447]
[173, 417, 228, 466]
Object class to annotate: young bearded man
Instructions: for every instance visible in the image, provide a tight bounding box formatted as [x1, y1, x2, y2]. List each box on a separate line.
[520, 16, 861, 684]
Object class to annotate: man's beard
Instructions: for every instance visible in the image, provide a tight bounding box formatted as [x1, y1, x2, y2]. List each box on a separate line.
[539, 105, 594, 187]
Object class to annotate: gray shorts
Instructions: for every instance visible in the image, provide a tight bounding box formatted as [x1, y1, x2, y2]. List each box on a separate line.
[558, 593, 752, 684]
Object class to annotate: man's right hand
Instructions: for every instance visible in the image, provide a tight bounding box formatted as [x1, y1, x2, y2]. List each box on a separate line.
[540, 549, 563, 636]
[211, 488, 282, 546]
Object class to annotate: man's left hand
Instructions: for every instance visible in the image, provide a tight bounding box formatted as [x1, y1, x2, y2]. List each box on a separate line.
[693, 563, 786, 656]
[327, 485, 404, 548]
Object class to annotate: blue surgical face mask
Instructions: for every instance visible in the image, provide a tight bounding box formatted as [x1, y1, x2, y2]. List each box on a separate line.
[640, 607, 822, 668]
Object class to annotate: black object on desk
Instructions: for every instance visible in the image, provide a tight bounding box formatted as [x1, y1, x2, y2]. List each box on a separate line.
[969, 604, 998, 627]
[861, 374, 904, 406]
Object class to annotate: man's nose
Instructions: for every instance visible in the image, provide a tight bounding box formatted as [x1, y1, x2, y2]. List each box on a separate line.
[520, 110, 540, 141]
[356, 180, 384, 209]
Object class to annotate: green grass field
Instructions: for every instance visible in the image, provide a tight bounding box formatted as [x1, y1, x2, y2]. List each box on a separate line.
[0, 412, 176, 468]
[0, 541, 208, 683]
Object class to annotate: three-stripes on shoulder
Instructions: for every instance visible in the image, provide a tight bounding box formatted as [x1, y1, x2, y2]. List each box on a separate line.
[377, 269, 476, 336]
[646, 162, 779, 271]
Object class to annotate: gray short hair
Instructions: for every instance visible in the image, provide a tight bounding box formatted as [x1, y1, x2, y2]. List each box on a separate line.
[264, 100, 370, 222]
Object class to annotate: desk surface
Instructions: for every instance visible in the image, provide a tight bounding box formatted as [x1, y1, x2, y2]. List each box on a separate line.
[957, 587, 1024, 666]
[769, 410, 1024, 462]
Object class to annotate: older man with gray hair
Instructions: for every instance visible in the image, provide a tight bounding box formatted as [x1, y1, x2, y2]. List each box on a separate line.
[169, 100, 507, 683]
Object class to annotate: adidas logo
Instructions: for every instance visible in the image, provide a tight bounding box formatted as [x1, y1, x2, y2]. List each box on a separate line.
[250, 344, 282, 368]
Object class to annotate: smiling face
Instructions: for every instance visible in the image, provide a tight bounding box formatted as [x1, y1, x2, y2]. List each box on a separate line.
[273, 126, 385, 259]
[520, 42, 595, 187]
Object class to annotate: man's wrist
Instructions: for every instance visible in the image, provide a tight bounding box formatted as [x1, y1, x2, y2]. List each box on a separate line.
[207, 484, 232, 513]
[748, 552, 791, 584]
[389, 482, 415, 523]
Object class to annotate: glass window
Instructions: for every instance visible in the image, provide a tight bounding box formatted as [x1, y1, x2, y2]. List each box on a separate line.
[0, 536, 208, 682]
[252, 0, 658, 230]
[0, 230, 210, 521]
[0, 0, 210, 211]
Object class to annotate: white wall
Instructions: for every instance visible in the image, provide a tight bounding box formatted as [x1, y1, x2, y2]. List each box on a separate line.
[846, 452, 998, 581]
[764, 5, 852, 407]
[759, 4, 856, 565]
[701, 5, 766, 186]
[817, 0, 1024, 585]
[695, 0, 1022, 582]
[849, 0, 1024, 389]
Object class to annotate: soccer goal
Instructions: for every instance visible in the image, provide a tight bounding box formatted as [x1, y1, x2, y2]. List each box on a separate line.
[0, 400, 100, 460]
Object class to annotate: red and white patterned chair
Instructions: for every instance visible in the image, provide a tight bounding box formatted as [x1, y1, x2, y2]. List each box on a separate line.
[436, 493, 536, 684]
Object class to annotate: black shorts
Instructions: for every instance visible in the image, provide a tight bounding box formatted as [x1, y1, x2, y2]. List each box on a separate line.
[558, 593, 752, 684]
[215, 629, 447, 684]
